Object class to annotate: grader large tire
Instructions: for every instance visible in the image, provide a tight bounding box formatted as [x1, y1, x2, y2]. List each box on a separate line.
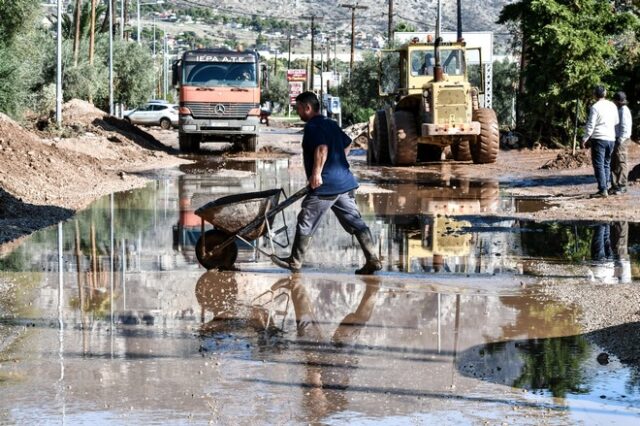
[387, 109, 418, 166]
[452, 139, 473, 162]
[471, 108, 499, 164]
[369, 110, 390, 165]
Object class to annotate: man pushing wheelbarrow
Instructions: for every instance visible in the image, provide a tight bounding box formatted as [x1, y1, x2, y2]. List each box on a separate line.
[271, 91, 382, 275]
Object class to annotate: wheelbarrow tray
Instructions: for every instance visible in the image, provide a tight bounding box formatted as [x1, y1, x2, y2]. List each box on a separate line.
[195, 188, 281, 241]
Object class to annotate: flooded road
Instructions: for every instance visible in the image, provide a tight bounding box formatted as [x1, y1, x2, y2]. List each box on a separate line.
[1, 156, 640, 424]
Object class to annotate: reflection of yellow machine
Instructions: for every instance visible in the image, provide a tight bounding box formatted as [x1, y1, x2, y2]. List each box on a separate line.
[406, 199, 477, 272]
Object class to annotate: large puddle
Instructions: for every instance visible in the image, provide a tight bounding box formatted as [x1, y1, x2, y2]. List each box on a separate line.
[1, 157, 639, 424]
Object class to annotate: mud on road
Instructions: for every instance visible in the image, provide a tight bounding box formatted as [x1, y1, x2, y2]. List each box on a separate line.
[1, 103, 640, 423]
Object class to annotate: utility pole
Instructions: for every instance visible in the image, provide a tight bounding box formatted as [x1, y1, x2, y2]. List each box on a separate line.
[109, 0, 114, 115]
[56, 0, 62, 125]
[120, 0, 124, 39]
[340, 3, 368, 75]
[456, 0, 463, 41]
[301, 15, 322, 92]
[388, 0, 393, 46]
[287, 33, 292, 69]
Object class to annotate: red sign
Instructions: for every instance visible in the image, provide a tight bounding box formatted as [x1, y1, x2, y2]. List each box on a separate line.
[289, 81, 304, 105]
[287, 69, 307, 82]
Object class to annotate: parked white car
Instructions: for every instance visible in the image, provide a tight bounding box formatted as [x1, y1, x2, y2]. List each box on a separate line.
[124, 101, 179, 129]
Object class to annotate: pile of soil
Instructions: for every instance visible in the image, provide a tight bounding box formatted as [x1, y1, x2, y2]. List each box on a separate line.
[0, 100, 189, 245]
[61, 99, 106, 126]
[540, 150, 590, 170]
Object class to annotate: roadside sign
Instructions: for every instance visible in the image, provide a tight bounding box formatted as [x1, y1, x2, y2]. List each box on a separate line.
[289, 81, 304, 105]
[287, 69, 307, 82]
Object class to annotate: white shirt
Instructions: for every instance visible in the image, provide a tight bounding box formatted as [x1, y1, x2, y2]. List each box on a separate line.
[583, 99, 619, 142]
[616, 105, 632, 141]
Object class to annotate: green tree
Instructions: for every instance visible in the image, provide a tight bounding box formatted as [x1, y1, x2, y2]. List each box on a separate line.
[110, 40, 155, 107]
[498, 0, 638, 146]
[337, 52, 384, 124]
[492, 58, 519, 128]
[262, 73, 288, 111]
[0, 0, 46, 116]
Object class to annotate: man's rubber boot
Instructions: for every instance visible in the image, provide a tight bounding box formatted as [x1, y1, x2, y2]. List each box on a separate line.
[271, 233, 312, 273]
[354, 229, 382, 275]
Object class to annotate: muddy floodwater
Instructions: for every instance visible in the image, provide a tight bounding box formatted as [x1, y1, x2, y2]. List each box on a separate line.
[1, 154, 640, 425]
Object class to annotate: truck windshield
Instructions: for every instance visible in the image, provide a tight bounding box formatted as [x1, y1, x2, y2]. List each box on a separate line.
[410, 49, 465, 76]
[183, 62, 257, 87]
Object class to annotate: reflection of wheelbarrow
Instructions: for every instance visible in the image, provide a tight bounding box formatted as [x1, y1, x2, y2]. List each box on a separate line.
[248, 289, 290, 332]
[194, 186, 309, 270]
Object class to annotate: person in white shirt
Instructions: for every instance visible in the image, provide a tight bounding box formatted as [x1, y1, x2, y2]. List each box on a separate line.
[581, 86, 619, 198]
[610, 91, 633, 195]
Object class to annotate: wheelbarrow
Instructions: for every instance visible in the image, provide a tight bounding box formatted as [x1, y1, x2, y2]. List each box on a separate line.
[194, 186, 309, 270]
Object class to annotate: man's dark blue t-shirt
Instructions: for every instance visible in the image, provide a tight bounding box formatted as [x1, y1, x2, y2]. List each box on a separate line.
[302, 115, 358, 196]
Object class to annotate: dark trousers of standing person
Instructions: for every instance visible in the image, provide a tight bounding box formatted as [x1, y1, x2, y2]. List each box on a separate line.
[611, 138, 630, 192]
[590, 139, 615, 194]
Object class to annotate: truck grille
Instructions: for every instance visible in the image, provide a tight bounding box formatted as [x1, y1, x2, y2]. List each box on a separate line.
[183, 102, 258, 119]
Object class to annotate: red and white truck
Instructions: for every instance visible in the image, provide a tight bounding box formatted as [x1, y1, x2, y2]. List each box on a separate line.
[173, 48, 262, 152]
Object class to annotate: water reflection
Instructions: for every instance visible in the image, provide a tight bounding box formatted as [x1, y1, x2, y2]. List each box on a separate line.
[279, 275, 380, 420]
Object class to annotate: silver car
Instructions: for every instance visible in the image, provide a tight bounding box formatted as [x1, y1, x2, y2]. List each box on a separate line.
[124, 102, 179, 129]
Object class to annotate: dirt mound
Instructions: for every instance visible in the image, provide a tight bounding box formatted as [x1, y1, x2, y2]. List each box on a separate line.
[540, 150, 590, 170]
[0, 113, 44, 146]
[0, 112, 109, 206]
[62, 99, 107, 126]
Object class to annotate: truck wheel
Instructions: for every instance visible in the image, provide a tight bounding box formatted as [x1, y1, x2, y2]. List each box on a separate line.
[195, 230, 238, 270]
[160, 118, 171, 130]
[179, 133, 192, 152]
[370, 110, 390, 165]
[471, 108, 499, 164]
[452, 139, 473, 161]
[387, 109, 418, 166]
[179, 133, 200, 152]
[243, 135, 258, 152]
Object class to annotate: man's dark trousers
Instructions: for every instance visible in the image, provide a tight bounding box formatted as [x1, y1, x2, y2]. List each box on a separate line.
[590, 139, 615, 193]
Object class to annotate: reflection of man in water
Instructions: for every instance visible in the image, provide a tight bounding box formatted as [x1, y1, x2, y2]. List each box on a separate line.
[611, 221, 631, 283]
[590, 222, 630, 283]
[271, 276, 379, 421]
[591, 223, 612, 261]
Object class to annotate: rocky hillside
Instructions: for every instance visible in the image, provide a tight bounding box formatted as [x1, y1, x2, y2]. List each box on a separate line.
[197, 0, 513, 34]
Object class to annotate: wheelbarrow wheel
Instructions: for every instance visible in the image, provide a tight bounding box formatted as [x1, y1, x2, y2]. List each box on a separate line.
[195, 230, 238, 270]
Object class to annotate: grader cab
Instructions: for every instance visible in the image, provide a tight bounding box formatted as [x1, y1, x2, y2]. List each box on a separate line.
[369, 36, 499, 166]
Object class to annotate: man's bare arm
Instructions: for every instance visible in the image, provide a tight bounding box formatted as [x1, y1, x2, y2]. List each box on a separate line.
[310, 145, 328, 189]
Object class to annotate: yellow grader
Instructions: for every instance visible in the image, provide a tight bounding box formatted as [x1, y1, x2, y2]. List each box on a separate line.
[369, 6, 499, 166]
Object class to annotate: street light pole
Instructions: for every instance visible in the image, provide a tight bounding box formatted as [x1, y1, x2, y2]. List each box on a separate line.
[120, 0, 124, 39]
[109, 0, 114, 115]
[55, 0, 63, 125]
[163, 31, 168, 100]
[137, 0, 141, 44]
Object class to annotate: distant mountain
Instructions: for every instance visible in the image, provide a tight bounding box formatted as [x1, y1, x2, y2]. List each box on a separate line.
[188, 0, 515, 34]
